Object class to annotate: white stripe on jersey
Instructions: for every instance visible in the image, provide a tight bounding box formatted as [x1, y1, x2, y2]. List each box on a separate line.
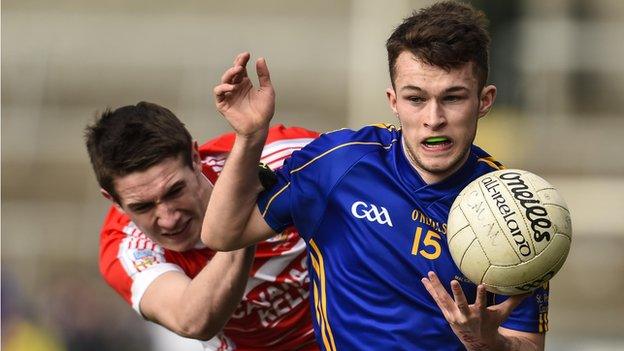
[243, 238, 307, 295]
[130, 263, 182, 314]
[202, 156, 227, 170]
[118, 221, 183, 314]
[260, 138, 315, 159]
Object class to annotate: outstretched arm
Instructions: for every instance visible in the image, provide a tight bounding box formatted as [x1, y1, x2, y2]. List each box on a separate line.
[422, 271, 544, 351]
[140, 248, 255, 340]
[202, 52, 278, 251]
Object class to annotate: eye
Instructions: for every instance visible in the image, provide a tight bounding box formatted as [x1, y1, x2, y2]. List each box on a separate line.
[164, 184, 185, 200]
[443, 95, 463, 103]
[130, 203, 154, 213]
[407, 96, 425, 104]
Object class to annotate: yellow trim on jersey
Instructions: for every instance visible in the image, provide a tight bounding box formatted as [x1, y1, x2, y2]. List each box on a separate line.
[538, 312, 549, 333]
[290, 140, 397, 174]
[309, 239, 337, 351]
[477, 156, 505, 170]
[261, 182, 290, 217]
[312, 280, 332, 350]
[370, 123, 397, 131]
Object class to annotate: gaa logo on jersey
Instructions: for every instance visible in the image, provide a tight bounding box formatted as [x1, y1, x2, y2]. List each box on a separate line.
[351, 201, 394, 227]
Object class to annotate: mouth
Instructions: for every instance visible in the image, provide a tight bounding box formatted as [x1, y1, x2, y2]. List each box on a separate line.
[421, 136, 453, 150]
[162, 220, 191, 237]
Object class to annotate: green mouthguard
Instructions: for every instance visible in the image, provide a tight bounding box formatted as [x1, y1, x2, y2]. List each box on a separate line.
[426, 137, 447, 143]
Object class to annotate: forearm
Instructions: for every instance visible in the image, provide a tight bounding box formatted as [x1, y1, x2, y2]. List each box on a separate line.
[495, 335, 541, 351]
[202, 129, 268, 250]
[172, 247, 255, 339]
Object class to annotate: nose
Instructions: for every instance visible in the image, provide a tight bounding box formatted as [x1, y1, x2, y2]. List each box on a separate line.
[155, 202, 181, 231]
[423, 100, 446, 130]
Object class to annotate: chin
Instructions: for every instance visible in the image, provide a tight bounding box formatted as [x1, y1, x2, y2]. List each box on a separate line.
[422, 158, 462, 176]
[168, 240, 194, 252]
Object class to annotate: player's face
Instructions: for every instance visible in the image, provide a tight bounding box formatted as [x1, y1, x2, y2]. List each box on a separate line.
[108, 151, 211, 252]
[386, 51, 496, 184]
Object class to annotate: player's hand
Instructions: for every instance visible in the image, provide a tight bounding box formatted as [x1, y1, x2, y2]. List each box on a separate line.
[421, 271, 528, 350]
[213, 52, 275, 138]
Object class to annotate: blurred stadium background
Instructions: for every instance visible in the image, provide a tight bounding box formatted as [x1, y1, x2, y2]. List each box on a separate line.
[2, 0, 623, 350]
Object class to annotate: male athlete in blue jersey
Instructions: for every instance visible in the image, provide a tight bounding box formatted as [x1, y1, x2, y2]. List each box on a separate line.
[203, 1, 548, 350]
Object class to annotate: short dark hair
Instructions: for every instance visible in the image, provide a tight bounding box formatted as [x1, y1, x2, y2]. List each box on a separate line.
[84, 101, 193, 203]
[386, 1, 491, 90]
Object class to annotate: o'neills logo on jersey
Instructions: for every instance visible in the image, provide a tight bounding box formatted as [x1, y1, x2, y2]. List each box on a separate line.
[351, 201, 393, 227]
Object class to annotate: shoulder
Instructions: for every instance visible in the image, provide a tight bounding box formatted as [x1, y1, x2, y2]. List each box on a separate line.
[471, 144, 505, 171]
[288, 124, 399, 168]
[99, 207, 170, 279]
[199, 124, 319, 173]
[260, 125, 319, 170]
[318, 123, 398, 148]
[100, 206, 130, 234]
[199, 124, 319, 155]
[266, 124, 319, 142]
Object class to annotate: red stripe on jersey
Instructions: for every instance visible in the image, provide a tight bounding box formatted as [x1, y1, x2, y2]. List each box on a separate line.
[199, 124, 319, 154]
[265, 154, 295, 169]
[99, 208, 135, 305]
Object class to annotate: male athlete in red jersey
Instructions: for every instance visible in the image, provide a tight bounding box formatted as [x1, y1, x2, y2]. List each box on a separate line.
[86, 102, 318, 350]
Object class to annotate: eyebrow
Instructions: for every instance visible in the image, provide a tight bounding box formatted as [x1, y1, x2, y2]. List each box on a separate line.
[125, 180, 186, 211]
[400, 85, 470, 93]
[163, 180, 186, 198]
[127, 200, 153, 212]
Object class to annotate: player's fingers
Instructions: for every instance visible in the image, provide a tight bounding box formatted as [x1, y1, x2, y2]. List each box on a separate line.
[233, 52, 250, 79]
[233, 51, 250, 66]
[256, 57, 273, 89]
[421, 277, 453, 319]
[425, 272, 458, 312]
[213, 84, 236, 101]
[221, 65, 244, 84]
[450, 280, 470, 315]
[474, 284, 487, 311]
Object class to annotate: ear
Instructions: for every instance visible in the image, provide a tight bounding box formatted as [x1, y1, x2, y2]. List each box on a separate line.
[100, 188, 125, 213]
[386, 86, 398, 116]
[478, 85, 497, 119]
[191, 141, 202, 170]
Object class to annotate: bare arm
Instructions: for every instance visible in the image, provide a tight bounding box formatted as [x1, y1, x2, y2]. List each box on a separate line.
[496, 327, 544, 351]
[422, 271, 545, 351]
[202, 52, 278, 251]
[139, 247, 255, 340]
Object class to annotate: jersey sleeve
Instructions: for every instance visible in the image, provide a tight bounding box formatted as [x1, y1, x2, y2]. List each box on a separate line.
[257, 126, 397, 241]
[497, 284, 550, 333]
[99, 208, 183, 316]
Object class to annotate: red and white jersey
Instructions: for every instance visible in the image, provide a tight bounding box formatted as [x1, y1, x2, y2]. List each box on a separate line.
[99, 125, 319, 350]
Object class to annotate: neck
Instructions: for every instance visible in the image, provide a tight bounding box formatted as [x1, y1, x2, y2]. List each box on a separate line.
[401, 136, 468, 185]
[198, 170, 213, 210]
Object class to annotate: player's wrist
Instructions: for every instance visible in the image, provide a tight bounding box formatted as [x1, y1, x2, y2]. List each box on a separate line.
[455, 331, 492, 351]
[468, 332, 514, 351]
[235, 126, 269, 145]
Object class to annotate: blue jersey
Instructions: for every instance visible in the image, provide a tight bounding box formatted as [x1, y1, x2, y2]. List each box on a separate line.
[258, 125, 549, 350]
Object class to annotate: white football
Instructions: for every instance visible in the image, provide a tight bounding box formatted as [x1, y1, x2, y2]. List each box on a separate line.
[447, 169, 572, 295]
